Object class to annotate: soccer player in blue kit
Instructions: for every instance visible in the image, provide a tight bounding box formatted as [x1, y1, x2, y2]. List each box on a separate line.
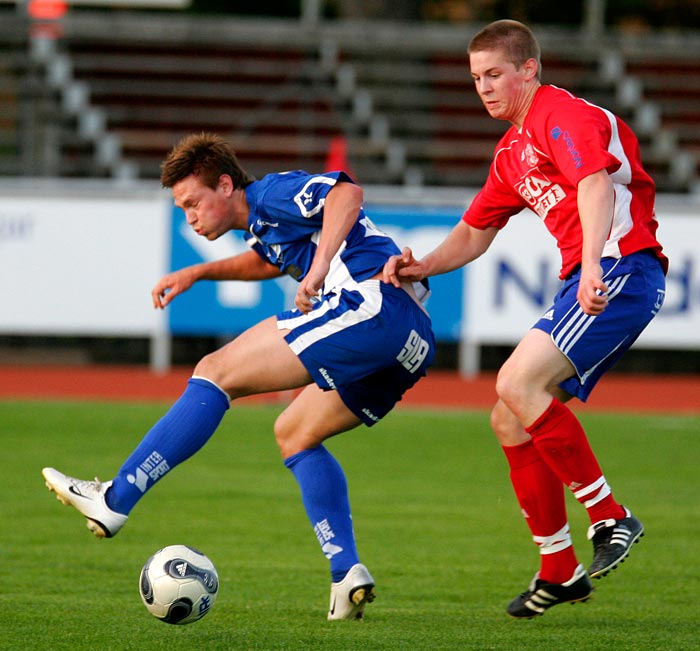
[42, 132, 435, 621]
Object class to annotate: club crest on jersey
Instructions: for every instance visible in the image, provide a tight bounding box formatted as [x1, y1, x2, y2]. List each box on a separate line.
[521, 143, 539, 167]
[293, 175, 336, 218]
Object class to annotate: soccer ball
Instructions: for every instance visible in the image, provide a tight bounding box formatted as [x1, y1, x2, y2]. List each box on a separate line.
[139, 544, 219, 625]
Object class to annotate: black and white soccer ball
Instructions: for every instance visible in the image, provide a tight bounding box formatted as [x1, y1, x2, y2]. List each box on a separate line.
[139, 544, 219, 625]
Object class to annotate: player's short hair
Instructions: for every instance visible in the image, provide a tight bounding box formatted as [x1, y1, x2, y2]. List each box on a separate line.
[468, 19, 542, 80]
[160, 132, 255, 190]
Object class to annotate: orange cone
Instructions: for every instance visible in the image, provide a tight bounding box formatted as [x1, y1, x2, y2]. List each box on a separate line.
[324, 135, 355, 180]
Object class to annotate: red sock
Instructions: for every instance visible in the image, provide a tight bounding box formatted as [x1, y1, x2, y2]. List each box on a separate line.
[503, 440, 578, 584]
[526, 398, 625, 524]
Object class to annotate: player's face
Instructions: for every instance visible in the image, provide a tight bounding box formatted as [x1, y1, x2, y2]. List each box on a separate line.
[172, 174, 233, 240]
[469, 48, 536, 127]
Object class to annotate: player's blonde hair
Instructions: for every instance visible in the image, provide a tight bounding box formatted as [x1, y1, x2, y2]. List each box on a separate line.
[160, 132, 255, 190]
[468, 19, 542, 80]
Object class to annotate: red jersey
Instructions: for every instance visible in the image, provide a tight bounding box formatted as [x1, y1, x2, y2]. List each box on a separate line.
[463, 85, 667, 278]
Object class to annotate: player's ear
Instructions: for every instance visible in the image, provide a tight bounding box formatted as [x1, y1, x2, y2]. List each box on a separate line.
[217, 174, 234, 195]
[523, 57, 539, 81]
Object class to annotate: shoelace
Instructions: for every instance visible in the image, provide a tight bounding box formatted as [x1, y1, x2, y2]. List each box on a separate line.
[70, 476, 103, 495]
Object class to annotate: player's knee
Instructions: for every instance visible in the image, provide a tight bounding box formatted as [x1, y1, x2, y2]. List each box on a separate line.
[490, 400, 526, 446]
[275, 410, 326, 458]
[494, 366, 519, 408]
[274, 411, 304, 458]
[192, 351, 241, 399]
[193, 351, 222, 383]
[489, 401, 507, 436]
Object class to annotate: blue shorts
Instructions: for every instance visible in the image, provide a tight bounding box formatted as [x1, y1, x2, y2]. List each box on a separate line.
[533, 250, 666, 401]
[277, 280, 435, 426]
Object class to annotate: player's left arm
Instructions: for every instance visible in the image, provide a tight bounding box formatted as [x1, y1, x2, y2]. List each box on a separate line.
[295, 181, 363, 313]
[576, 169, 614, 315]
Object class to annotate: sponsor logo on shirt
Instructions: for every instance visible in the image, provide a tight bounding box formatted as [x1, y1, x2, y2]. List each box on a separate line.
[550, 126, 584, 169]
[515, 173, 566, 219]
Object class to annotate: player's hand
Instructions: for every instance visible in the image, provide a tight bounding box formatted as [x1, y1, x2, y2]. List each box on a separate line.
[577, 264, 608, 315]
[151, 268, 196, 309]
[295, 261, 329, 314]
[382, 246, 423, 288]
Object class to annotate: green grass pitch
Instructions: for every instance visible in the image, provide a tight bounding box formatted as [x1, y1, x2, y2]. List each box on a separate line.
[2, 399, 698, 650]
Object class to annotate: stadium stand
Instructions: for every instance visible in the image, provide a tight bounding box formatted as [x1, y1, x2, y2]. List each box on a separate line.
[0, 18, 25, 176]
[623, 49, 700, 189]
[1, 10, 698, 192]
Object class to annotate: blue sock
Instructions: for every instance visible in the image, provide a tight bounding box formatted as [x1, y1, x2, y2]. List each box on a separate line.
[105, 377, 229, 515]
[284, 445, 360, 582]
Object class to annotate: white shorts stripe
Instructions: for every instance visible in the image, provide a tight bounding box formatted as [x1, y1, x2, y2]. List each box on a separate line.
[277, 293, 339, 331]
[282, 286, 383, 355]
[553, 274, 631, 356]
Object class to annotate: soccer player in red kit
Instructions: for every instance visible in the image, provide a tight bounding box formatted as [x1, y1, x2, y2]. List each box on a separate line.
[384, 19, 667, 618]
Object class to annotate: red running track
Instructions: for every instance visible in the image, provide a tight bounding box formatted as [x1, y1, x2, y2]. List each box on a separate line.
[0, 365, 697, 415]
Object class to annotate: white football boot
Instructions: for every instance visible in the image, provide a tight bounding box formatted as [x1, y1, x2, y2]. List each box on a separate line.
[42, 467, 127, 538]
[327, 563, 376, 621]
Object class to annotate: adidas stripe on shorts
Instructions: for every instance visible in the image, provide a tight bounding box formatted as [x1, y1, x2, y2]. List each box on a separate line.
[533, 250, 666, 401]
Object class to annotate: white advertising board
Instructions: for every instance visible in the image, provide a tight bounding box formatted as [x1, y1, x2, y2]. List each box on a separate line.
[0, 181, 697, 373]
[465, 210, 700, 348]
[0, 193, 170, 335]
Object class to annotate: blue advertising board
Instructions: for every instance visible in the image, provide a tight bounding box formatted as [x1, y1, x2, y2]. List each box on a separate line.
[167, 202, 464, 341]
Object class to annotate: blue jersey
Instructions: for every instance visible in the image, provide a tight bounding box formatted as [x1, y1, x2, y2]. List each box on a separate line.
[244, 170, 433, 426]
[244, 170, 404, 293]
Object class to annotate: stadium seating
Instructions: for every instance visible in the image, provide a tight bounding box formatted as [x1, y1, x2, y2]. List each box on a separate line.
[1, 10, 698, 193]
[0, 17, 25, 176]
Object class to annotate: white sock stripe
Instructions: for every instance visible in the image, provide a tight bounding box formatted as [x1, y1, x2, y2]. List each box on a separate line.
[539, 539, 574, 555]
[533, 523, 572, 554]
[532, 523, 570, 545]
[574, 475, 607, 499]
[583, 482, 612, 508]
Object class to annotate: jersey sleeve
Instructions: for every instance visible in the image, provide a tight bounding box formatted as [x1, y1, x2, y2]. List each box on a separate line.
[462, 159, 527, 230]
[261, 170, 355, 226]
[243, 232, 266, 259]
[540, 99, 623, 186]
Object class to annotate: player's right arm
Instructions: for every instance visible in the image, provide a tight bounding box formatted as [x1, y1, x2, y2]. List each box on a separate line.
[151, 249, 282, 309]
[383, 220, 498, 287]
